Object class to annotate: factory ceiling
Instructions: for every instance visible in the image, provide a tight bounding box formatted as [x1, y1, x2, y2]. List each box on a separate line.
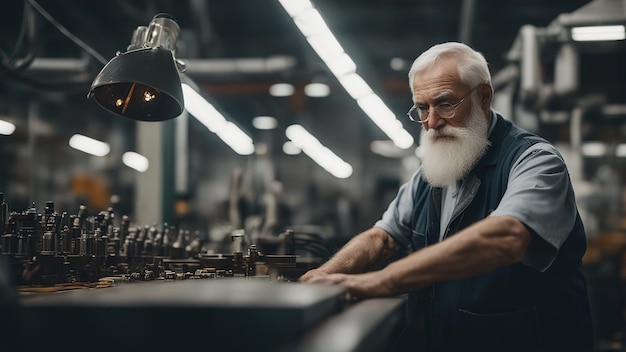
[0, 0, 611, 155]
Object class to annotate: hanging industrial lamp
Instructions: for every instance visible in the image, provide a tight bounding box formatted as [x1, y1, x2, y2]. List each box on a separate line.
[88, 14, 185, 121]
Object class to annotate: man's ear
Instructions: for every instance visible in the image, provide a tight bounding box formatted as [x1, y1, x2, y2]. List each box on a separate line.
[479, 83, 493, 112]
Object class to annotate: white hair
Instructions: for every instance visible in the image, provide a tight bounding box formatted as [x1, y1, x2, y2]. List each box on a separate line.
[408, 42, 492, 94]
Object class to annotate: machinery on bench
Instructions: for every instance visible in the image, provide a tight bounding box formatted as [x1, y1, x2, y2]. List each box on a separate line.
[0, 193, 411, 352]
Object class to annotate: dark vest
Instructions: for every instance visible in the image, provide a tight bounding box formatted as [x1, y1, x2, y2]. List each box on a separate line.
[410, 113, 594, 352]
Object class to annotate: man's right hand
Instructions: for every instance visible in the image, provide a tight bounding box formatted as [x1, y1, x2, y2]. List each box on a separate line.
[299, 269, 330, 282]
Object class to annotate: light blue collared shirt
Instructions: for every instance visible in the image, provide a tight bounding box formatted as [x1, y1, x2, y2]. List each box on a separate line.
[375, 111, 576, 272]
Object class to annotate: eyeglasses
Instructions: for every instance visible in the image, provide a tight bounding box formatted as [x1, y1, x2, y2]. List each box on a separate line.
[407, 85, 480, 124]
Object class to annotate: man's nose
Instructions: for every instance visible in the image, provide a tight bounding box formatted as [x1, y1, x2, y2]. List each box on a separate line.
[424, 108, 446, 131]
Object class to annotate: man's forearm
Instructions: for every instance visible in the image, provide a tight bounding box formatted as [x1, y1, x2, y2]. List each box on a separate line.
[384, 215, 531, 293]
[308, 227, 399, 276]
[304, 216, 533, 298]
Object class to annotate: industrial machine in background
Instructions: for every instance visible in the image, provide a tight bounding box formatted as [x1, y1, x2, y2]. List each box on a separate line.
[490, 1, 626, 348]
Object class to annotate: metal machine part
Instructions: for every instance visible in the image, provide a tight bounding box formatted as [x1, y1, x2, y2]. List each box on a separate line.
[0, 197, 300, 288]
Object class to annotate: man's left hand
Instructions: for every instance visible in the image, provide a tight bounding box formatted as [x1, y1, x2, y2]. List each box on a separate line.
[305, 271, 395, 299]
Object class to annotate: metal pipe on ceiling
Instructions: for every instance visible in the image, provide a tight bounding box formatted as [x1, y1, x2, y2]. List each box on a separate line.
[458, 0, 477, 44]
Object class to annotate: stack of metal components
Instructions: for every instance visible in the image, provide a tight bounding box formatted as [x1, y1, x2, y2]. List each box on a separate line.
[0, 193, 297, 289]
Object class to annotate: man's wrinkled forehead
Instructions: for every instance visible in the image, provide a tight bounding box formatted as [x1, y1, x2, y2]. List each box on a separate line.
[412, 59, 462, 89]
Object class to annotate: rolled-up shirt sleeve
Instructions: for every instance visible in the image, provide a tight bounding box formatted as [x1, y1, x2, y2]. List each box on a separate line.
[491, 142, 577, 272]
[374, 171, 422, 249]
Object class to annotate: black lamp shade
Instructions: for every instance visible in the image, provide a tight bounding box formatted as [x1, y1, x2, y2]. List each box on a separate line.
[89, 47, 184, 121]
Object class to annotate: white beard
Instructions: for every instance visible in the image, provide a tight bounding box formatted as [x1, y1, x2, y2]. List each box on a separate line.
[419, 100, 491, 187]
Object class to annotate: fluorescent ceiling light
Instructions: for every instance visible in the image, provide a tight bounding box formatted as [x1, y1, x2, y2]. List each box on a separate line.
[0, 119, 16, 135]
[252, 116, 278, 130]
[182, 83, 255, 155]
[182, 83, 227, 132]
[285, 124, 353, 178]
[571, 25, 626, 41]
[122, 151, 149, 172]
[324, 53, 357, 77]
[293, 8, 327, 37]
[278, 0, 415, 149]
[603, 104, 626, 116]
[304, 83, 330, 97]
[357, 94, 414, 149]
[581, 141, 607, 157]
[278, 0, 312, 17]
[370, 140, 407, 158]
[269, 83, 295, 97]
[336, 73, 373, 100]
[215, 122, 255, 155]
[390, 57, 407, 71]
[69, 134, 110, 156]
[282, 141, 302, 155]
[306, 33, 345, 62]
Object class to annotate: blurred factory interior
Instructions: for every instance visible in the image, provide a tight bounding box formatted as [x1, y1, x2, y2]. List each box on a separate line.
[1, 0, 625, 350]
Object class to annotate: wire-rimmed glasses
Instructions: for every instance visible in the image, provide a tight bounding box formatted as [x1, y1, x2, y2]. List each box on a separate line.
[407, 85, 480, 124]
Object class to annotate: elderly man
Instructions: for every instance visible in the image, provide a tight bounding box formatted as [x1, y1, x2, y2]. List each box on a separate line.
[301, 42, 593, 351]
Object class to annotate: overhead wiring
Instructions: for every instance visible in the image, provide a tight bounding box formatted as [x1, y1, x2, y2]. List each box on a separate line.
[0, 0, 110, 91]
[0, 0, 37, 72]
[25, 0, 108, 65]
